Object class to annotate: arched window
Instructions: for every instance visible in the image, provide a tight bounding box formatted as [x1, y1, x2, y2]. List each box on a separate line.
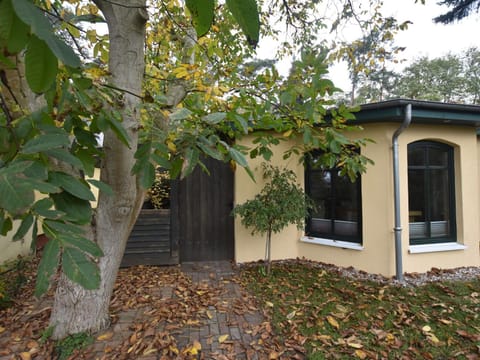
[305, 152, 362, 243]
[408, 141, 456, 244]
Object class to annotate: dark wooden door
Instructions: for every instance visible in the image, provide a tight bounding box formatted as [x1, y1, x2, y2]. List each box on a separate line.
[172, 158, 234, 262]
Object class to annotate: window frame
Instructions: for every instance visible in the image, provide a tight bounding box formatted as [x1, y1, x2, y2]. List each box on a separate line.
[407, 141, 457, 245]
[305, 152, 363, 244]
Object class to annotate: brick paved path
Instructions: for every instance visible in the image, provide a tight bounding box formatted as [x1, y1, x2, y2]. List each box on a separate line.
[88, 261, 266, 360]
[176, 261, 265, 359]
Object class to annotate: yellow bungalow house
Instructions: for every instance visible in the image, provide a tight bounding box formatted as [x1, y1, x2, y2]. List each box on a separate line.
[2, 99, 480, 280]
[235, 99, 480, 278]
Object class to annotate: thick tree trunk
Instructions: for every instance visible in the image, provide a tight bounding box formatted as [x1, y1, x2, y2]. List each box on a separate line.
[49, 0, 147, 339]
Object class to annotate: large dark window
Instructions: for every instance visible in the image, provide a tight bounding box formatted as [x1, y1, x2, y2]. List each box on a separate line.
[408, 141, 456, 245]
[305, 153, 362, 243]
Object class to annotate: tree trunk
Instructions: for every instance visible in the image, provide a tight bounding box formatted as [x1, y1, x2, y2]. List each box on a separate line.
[265, 230, 272, 275]
[49, 0, 147, 339]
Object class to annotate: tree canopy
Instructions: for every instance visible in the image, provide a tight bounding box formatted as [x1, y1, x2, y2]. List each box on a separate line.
[345, 47, 480, 105]
[0, 0, 399, 338]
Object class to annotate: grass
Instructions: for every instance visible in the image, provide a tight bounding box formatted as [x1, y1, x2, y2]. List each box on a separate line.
[241, 261, 480, 359]
[55, 332, 94, 360]
[0, 257, 29, 310]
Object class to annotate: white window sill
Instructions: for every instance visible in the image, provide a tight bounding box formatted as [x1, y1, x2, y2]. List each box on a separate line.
[408, 242, 467, 254]
[300, 236, 364, 251]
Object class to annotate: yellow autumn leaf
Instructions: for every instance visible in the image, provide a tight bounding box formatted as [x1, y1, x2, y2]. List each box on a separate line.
[0, 326, 5, 334]
[385, 333, 395, 343]
[286, 310, 296, 320]
[439, 318, 452, 325]
[269, 351, 280, 359]
[169, 345, 179, 355]
[427, 332, 441, 344]
[326, 315, 340, 329]
[265, 301, 274, 307]
[86, 29, 97, 43]
[193, 340, 202, 351]
[422, 325, 432, 332]
[19, 352, 31, 360]
[218, 334, 229, 343]
[183, 346, 198, 356]
[355, 349, 368, 359]
[347, 341, 363, 349]
[97, 331, 114, 341]
[167, 141, 176, 152]
[143, 348, 157, 355]
[206, 310, 213, 319]
[283, 129, 293, 137]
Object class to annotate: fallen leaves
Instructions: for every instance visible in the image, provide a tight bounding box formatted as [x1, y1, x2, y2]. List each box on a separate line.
[241, 259, 480, 359]
[326, 315, 340, 329]
[218, 334, 229, 343]
[97, 331, 114, 341]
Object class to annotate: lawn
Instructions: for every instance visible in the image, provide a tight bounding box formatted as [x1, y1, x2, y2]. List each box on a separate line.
[241, 260, 480, 359]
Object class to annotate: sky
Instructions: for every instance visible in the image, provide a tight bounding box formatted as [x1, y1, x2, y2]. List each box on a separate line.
[256, 0, 480, 92]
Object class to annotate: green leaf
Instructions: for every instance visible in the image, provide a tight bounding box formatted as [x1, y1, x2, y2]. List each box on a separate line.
[170, 108, 193, 122]
[75, 148, 97, 177]
[0, 168, 35, 214]
[228, 146, 248, 167]
[30, 220, 38, 252]
[22, 133, 70, 154]
[234, 115, 249, 134]
[60, 234, 103, 257]
[44, 219, 85, 236]
[0, 0, 29, 53]
[62, 247, 100, 290]
[150, 152, 172, 170]
[13, 213, 34, 241]
[198, 142, 224, 161]
[170, 157, 183, 179]
[49, 172, 95, 201]
[0, 160, 32, 175]
[106, 116, 130, 147]
[44, 148, 84, 170]
[51, 192, 92, 224]
[0, 214, 13, 236]
[33, 198, 64, 219]
[182, 147, 199, 178]
[138, 162, 156, 189]
[87, 179, 113, 197]
[203, 112, 227, 125]
[25, 35, 58, 93]
[21, 178, 61, 194]
[12, 0, 80, 67]
[226, 0, 260, 46]
[35, 238, 60, 297]
[185, 0, 214, 37]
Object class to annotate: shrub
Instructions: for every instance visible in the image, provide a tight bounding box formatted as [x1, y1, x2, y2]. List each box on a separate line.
[144, 169, 171, 209]
[233, 163, 314, 274]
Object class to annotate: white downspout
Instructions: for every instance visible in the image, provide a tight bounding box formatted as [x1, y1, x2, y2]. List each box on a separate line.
[392, 103, 412, 282]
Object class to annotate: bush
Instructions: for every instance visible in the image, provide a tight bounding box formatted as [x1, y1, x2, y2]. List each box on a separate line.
[144, 169, 171, 209]
[233, 163, 314, 274]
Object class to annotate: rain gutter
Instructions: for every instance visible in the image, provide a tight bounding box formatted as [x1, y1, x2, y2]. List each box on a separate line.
[392, 103, 412, 282]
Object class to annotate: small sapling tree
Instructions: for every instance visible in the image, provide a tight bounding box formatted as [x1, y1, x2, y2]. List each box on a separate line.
[234, 163, 314, 274]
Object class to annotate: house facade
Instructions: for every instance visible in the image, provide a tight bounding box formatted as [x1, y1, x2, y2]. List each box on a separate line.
[2, 99, 480, 278]
[235, 99, 480, 277]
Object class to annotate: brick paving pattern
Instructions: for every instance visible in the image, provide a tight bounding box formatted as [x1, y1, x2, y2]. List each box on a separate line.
[90, 261, 266, 359]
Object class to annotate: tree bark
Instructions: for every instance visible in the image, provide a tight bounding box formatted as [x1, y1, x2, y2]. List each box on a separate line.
[49, 0, 147, 339]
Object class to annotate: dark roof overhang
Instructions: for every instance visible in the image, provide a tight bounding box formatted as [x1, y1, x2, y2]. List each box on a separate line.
[353, 99, 480, 127]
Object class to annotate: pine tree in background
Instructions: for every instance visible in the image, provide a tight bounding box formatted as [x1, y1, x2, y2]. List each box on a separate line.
[434, 0, 480, 23]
